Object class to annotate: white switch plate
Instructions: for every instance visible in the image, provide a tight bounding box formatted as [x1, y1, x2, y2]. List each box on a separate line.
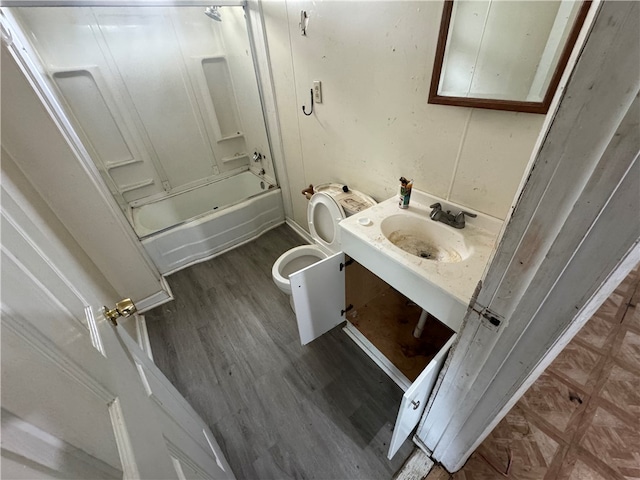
[313, 81, 322, 104]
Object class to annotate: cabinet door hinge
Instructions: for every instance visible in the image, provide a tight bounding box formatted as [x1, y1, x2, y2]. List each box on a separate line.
[341, 304, 353, 316]
[339, 259, 354, 271]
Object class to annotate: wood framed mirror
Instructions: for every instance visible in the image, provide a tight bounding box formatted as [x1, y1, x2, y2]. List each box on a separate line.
[429, 0, 591, 114]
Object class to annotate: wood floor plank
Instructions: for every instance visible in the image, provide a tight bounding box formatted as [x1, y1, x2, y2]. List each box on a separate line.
[146, 225, 413, 479]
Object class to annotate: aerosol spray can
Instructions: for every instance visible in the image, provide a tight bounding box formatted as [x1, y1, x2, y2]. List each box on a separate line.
[399, 177, 413, 209]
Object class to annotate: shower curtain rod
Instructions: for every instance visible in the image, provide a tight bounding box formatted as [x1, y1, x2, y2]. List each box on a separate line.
[0, 0, 246, 7]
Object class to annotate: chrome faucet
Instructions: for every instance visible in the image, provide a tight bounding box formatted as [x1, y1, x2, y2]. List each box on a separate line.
[429, 203, 477, 229]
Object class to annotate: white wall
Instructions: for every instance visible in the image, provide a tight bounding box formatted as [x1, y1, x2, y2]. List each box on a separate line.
[262, 0, 546, 227]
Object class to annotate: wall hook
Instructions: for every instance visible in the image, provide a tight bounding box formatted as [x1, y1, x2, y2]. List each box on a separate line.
[300, 10, 308, 36]
[302, 88, 313, 116]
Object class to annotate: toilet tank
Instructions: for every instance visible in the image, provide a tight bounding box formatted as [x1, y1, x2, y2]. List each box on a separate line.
[313, 183, 376, 216]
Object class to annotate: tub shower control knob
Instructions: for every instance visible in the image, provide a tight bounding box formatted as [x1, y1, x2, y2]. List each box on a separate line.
[104, 298, 137, 326]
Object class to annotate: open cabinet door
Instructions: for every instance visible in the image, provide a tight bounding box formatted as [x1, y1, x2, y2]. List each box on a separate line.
[290, 252, 346, 345]
[388, 335, 457, 459]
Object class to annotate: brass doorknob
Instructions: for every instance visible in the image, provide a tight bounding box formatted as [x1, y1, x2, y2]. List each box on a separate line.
[104, 298, 137, 326]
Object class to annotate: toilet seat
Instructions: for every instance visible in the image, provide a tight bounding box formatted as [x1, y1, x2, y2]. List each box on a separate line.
[307, 192, 345, 254]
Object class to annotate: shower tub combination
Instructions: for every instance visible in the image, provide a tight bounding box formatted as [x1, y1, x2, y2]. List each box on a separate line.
[134, 171, 284, 274]
[11, 5, 285, 275]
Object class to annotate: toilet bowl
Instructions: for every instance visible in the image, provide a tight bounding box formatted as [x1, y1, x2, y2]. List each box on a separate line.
[273, 188, 374, 312]
[272, 245, 329, 311]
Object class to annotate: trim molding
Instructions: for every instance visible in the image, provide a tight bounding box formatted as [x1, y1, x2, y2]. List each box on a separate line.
[107, 398, 140, 480]
[1, 409, 122, 479]
[136, 276, 174, 313]
[1, 309, 114, 402]
[246, 0, 294, 219]
[134, 315, 154, 362]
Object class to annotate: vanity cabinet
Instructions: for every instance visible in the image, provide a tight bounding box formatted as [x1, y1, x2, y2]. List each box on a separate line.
[289, 251, 456, 459]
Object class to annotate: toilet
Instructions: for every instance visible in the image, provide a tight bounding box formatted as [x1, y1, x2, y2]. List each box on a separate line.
[272, 185, 376, 311]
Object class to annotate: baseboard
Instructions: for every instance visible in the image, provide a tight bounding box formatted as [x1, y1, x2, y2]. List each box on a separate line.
[137, 275, 174, 313]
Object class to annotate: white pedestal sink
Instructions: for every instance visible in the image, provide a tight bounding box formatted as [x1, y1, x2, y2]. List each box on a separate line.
[339, 189, 502, 332]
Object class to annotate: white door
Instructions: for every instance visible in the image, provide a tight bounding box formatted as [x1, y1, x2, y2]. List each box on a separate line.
[387, 335, 456, 459]
[290, 252, 346, 345]
[1, 158, 234, 479]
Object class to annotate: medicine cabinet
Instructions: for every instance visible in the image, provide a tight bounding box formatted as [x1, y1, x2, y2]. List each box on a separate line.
[429, 0, 591, 113]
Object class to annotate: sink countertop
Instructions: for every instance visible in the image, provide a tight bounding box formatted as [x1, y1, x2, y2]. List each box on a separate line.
[339, 189, 502, 331]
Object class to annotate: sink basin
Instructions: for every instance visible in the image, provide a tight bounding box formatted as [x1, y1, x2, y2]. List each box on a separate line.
[380, 214, 472, 263]
[339, 189, 502, 332]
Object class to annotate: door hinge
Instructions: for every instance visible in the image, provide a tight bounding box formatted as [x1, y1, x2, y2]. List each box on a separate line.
[341, 304, 353, 316]
[339, 259, 354, 271]
[480, 308, 503, 331]
[469, 296, 503, 331]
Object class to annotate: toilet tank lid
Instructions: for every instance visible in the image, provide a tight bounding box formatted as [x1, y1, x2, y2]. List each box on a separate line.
[313, 183, 377, 216]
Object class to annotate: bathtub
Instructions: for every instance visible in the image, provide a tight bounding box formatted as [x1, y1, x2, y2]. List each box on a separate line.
[135, 171, 284, 274]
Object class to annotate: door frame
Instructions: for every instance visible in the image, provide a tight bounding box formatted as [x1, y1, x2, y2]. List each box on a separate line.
[419, 0, 640, 471]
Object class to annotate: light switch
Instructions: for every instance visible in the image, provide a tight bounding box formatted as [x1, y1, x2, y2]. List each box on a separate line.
[313, 81, 322, 104]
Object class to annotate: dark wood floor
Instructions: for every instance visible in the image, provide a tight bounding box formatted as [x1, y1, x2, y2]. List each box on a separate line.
[145, 224, 414, 479]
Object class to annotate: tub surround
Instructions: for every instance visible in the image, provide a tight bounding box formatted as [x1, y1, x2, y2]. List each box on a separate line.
[12, 6, 277, 245]
[340, 189, 502, 332]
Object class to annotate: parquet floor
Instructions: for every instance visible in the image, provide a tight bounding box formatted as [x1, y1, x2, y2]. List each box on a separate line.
[436, 265, 640, 480]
